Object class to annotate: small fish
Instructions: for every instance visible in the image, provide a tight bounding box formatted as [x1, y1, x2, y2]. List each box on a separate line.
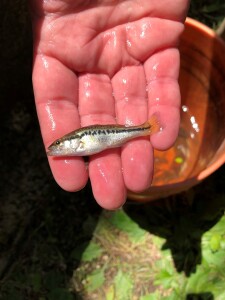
[47, 115, 159, 157]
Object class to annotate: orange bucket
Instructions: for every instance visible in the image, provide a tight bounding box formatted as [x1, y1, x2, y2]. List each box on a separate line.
[128, 18, 225, 202]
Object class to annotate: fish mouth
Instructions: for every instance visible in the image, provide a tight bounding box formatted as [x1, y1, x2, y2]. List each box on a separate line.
[47, 149, 58, 156]
[47, 150, 54, 156]
[47, 147, 73, 157]
[47, 150, 66, 156]
[47, 146, 61, 156]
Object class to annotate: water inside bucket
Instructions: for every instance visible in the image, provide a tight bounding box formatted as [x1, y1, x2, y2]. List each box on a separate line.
[153, 105, 202, 185]
[152, 49, 222, 186]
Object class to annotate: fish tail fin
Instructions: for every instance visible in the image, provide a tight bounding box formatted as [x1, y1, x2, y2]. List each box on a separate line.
[143, 114, 160, 135]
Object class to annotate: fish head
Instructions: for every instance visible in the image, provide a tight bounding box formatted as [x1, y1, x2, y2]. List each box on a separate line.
[47, 135, 81, 156]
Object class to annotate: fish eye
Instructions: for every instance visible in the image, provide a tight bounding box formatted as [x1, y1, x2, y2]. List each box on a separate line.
[55, 140, 60, 145]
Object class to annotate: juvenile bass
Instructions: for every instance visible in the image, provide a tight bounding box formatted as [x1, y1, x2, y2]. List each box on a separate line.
[47, 116, 159, 156]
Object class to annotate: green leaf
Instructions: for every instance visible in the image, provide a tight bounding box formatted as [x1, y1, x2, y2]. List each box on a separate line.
[216, 289, 225, 300]
[185, 268, 215, 294]
[220, 239, 225, 250]
[86, 269, 105, 292]
[114, 270, 133, 300]
[210, 234, 221, 252]
[105, 285, 115, 300]
[140, 295, 155, 300]
[163, 293, 180, 300]
[140, 291, 160, 300]
[109, 210, 146, 243]
[82, 242, 103, 262]
[202, 248, 225, 268]
[154, 269, 173, 289]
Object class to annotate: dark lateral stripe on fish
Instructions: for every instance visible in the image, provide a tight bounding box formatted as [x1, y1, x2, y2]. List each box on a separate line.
[79, 126, 150, 138]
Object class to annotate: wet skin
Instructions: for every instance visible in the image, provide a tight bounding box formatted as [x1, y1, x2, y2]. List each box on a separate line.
[31, 0, 190, 209]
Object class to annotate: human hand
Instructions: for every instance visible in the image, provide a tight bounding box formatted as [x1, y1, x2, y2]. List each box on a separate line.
[31, 0, 190, 209]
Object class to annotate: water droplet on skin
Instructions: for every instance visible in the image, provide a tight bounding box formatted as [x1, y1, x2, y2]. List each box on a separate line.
[104, 30, 118, 48]
[124, 118, 134, 126]
[126, 40, 132, 48]
[140, 21, 151, 39]
[85, 90, 91, 98]
[125, 23, 135, 48]
[83, 78, 91, 99]
[97, 163, 108, 184]
[45, 102, 56, 131]
[111, 30, 117, 48]
[153, 63, 159, 71]
[84, 80, 91, 88]
[41, 55, 49, 69]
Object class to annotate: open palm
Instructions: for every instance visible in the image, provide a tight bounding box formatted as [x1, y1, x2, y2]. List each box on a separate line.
[31, 0, 189, 209]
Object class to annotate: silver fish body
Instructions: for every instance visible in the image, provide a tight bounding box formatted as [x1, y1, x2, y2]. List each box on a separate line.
[47, 116, 159, 156]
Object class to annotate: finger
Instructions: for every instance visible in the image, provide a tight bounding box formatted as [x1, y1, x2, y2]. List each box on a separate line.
[32, 54, 88, 191]
[79, 73, 126, 209]
[89, 150, 126, 210]
[144, 48, 181, 150]
[125, 18, 184, 64]
[112, 66, 154, 192]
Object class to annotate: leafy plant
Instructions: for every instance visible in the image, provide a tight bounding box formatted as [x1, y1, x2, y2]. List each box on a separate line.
[86, 269, 105, 292]
[108, 210, 147, 243]
[114, 270, 133, 300]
